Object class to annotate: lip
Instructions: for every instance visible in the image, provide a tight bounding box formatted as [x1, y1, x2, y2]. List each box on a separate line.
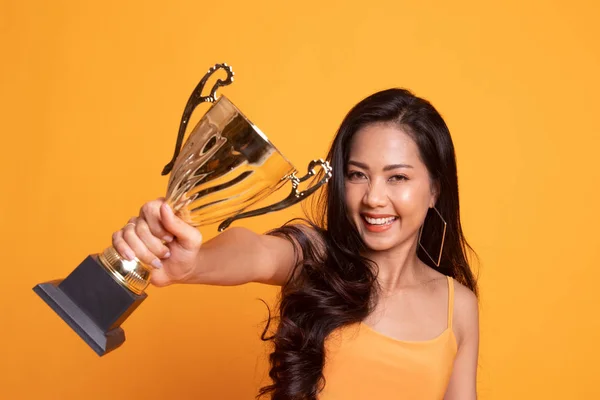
[360, 213, 398, 233]
[362, 213, 398, 218]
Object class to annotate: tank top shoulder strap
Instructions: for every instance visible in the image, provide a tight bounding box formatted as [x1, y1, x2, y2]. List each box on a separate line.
[447, 275, 454, 329]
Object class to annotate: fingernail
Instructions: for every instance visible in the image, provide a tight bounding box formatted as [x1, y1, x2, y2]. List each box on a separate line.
[164, 251, 171, 259]
[163, 235, 173, 243]
[125, 250, 136, 261]
[162, 203, 173, 215]
[151, 258, 163, 269]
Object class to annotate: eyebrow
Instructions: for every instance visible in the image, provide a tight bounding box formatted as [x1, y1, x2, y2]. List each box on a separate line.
[348, 160, 413, 171]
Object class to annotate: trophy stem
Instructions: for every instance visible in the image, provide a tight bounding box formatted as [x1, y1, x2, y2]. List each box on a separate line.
[98, 247, 152, 295]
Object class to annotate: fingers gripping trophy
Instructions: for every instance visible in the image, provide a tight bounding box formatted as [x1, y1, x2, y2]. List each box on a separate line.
[33, 63, 332, 356]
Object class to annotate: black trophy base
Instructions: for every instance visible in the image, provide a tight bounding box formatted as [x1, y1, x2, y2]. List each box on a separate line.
[33, 254, 147, 356]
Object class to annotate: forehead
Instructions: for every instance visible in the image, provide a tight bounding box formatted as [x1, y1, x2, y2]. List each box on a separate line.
[349, 123, 423, 166]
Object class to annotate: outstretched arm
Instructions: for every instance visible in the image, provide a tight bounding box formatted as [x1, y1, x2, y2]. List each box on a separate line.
[111, 198, 305, 287]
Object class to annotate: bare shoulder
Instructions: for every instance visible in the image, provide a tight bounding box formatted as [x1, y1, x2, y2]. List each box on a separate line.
[259, 221, 326, 285]
[267, 220, 326, 261]
[451, 278, 479, 346]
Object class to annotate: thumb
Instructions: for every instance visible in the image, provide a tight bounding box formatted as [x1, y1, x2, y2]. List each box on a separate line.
[159, 202, 202, 249]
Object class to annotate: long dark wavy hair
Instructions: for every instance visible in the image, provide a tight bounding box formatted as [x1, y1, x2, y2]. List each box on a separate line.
[257, 88, 478, 400]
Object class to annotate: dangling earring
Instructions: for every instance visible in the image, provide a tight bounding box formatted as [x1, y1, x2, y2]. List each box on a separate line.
[418, 206, 447, 267]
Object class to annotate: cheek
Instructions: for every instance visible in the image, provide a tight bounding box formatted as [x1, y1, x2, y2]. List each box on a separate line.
[344, 184, 363, 209]
[392, 185, 431, 216]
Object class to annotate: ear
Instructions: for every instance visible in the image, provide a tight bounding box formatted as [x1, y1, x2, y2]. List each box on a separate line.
[429, 180, 440, 208]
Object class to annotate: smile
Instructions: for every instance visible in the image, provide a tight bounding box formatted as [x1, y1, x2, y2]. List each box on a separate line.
[363, 216, 396, 225]
[361, 214, 397, 232]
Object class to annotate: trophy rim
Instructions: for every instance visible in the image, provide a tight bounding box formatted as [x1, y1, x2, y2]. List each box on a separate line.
[216, 95, 298, 174]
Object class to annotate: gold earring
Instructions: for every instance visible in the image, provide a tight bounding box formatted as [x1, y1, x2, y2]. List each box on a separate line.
[418, 206, 447, 267]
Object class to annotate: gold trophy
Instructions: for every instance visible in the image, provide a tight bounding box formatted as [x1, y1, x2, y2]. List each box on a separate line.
[33, 63, 332, 356]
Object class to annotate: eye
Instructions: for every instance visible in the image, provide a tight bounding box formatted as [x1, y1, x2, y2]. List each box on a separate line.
[346, 170, 367, 181]
[389, 174, 408, 182]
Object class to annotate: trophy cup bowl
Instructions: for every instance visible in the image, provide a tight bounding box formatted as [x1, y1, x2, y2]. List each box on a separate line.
[33, 63, 332, 356]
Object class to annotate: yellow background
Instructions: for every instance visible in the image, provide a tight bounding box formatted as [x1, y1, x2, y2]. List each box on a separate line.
[2, 0, 599, 398]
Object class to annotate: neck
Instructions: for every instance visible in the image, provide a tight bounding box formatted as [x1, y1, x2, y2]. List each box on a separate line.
[363, 236, 428, 293]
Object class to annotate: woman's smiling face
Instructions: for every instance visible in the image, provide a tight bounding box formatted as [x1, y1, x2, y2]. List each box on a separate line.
[344, 122, 437, 253]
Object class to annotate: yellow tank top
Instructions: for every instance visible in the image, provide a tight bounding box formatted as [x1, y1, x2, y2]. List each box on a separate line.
[319, 276, 457, 400]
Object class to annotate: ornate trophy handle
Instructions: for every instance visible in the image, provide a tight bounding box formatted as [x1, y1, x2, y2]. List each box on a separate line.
[161, 63, 235, 175]
[218, 159, 333, 231]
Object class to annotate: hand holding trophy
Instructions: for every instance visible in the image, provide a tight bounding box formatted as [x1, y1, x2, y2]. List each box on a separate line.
[33, 63, 332, 356]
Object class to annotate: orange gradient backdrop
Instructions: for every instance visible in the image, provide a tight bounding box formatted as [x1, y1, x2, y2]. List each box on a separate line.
[2, 0, 599, 399]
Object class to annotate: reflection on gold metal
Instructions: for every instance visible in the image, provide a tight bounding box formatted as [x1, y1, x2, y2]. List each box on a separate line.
[98, 247, 151, 295]
[99, 63, 332, 294]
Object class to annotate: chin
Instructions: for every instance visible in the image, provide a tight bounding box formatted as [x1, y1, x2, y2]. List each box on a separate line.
[359, 232, 402, 253]
[354, 218, 402, 252]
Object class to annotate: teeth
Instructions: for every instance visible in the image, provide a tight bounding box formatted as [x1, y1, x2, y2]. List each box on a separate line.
[364, 216, 396, 225]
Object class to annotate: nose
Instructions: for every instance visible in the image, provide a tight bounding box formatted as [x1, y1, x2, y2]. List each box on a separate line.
[363, 178, 388, 208]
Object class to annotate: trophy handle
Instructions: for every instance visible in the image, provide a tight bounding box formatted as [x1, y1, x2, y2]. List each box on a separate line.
[217, 159, 333, 232]
[162, 63, 235, 175]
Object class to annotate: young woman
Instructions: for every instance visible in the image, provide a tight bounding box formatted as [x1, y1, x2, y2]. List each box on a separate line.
[112, 88, 480, 400]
